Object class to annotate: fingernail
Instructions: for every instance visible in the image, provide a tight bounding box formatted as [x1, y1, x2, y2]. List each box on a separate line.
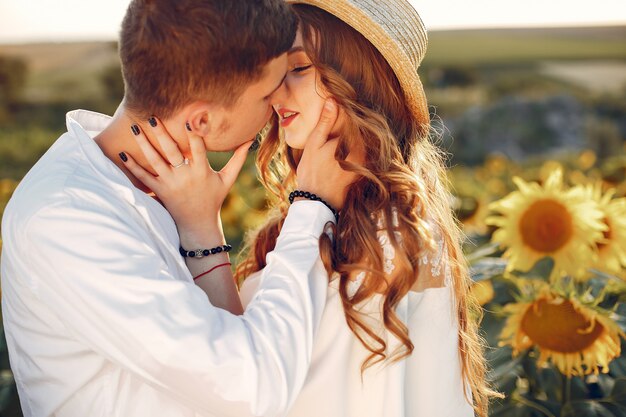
[249, 140, 260, 152]
[185, 122, 192, 132]
[131, 124, 140, 136]
[148, 117, 157, 127]
[325, 99, 336, 110]
[119, 152, 128, 162]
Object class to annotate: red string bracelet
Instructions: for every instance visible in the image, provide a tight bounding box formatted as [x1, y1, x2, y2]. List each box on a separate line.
[193, 262, 232, 281]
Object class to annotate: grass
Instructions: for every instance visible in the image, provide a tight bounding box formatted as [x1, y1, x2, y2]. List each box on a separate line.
[424, 26, 626, 65]
[0, 41, 119, 102]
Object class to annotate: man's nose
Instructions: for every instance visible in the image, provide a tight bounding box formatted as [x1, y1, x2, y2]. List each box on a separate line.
[269, 80, 288, 105]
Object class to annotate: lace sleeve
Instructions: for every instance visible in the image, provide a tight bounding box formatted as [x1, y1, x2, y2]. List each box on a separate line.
[414, 222, 453, 291]
[374, 211, 452, 292]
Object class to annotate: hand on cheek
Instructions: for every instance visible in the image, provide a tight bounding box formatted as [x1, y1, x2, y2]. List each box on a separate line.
[296, 100, 357, 211]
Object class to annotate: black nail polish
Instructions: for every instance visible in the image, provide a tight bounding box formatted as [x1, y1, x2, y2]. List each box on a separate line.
[185, 122, 192, 132]
[148, 117, 157, 127]
[131, 125, 140, 136]
[119, 152, 128, 162]
[249, 140, 260, 152]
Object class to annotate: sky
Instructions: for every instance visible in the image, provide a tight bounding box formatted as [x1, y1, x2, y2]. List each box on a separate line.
[0, 0, 624, 44]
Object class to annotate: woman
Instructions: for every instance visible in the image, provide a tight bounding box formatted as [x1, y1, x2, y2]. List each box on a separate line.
[125, 0, 499, 415]
[234, 1, 499, 416]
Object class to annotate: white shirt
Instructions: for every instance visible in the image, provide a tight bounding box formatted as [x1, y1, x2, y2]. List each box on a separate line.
[0, 110, 335, 417]
[240, 220, 475, 417]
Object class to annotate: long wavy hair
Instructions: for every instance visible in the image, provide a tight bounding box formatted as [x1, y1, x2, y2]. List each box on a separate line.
[235, 5, 501, 416]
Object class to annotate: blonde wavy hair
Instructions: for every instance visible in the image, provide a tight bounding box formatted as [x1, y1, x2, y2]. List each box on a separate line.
[235, 5, 501, 416]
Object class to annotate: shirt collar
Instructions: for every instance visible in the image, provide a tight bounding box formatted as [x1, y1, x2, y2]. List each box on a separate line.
[64, 110, 186, 273]
[65, 109, 140, 203]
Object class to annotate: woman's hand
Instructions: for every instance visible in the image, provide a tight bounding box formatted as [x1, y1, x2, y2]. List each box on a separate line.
[297, 99, 360, 210]
[120, 117, 252, 247]
[120, 117, 249, 315]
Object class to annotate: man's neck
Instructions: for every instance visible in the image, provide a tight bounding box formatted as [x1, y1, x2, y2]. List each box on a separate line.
[93, 105, 154, 193]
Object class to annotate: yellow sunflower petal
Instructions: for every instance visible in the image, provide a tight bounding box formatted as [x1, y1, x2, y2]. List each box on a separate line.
[583, 183, 626, 276]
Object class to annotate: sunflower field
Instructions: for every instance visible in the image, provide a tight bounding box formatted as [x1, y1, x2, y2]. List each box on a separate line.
[204, 147, 626, 417]
[1, 28, 625, 416]
[456, 151, 626, 416]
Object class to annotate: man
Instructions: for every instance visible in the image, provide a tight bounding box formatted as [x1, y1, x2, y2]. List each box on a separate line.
[0, 1, 343, 416]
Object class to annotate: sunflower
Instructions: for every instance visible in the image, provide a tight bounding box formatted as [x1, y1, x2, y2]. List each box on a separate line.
[471, 280, 495, 306]
[486, 168, 606, 280]
[584, 183, 626, 276]
[499, 286, 625, 377]
[454, 194, 490, 236]
[577, 150, 598, 171]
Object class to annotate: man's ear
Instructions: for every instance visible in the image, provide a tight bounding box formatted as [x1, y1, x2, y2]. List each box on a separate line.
[184, 101, 223, 137]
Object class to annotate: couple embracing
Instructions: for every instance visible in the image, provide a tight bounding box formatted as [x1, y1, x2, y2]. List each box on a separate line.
[1, 0, 497, 416]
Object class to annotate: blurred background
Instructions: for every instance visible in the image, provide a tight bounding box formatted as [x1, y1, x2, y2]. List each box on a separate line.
[0, 1, 625, 416]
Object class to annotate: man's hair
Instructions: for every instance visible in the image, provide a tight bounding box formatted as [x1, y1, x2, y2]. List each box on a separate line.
[120, 0, 297, 119]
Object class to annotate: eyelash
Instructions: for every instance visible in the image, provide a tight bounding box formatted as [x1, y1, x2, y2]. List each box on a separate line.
[291, 64, 312, 73]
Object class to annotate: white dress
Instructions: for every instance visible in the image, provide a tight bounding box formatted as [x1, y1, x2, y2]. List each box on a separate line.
[240, 220, 475, 417]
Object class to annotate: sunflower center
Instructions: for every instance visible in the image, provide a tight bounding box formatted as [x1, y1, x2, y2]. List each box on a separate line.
[519, 199, 573, 253]
[520, 298, 604, 353]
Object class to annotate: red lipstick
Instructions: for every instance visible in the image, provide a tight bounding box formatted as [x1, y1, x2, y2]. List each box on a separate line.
[277, 108, 300, 128]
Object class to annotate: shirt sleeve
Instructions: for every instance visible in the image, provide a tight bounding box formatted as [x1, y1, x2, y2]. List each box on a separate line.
[239, 271, 263, 309]
[23, 199, 334, 417]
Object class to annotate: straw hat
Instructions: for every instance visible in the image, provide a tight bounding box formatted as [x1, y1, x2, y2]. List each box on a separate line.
[286, 0, 429, 127]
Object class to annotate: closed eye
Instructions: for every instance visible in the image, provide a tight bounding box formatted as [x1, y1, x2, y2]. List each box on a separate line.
[291, 64, 313, 73]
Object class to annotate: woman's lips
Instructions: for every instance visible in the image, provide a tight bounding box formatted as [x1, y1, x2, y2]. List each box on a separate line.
[278, 109, 299, 128]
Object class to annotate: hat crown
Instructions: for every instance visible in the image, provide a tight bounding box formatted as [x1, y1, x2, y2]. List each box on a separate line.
[347, 0, 428, 70]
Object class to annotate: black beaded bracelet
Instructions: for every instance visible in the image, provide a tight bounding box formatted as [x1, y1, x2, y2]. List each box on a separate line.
[288, 190, 339, 221]
[179, 244, 232, 258]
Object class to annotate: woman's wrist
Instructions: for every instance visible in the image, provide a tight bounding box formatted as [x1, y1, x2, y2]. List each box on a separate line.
[178, 221, 225, 249]
[289, 190, 340, 221]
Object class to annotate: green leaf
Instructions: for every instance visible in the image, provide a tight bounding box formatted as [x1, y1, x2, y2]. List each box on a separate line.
[466, 242, 502, 263]
[589, 269, 624, 283]
[609, 378, 626, 405]
[488, 347, 524, 384]
[518, 394, 562, 417]
[571, 375, 592, 401]
[480, 308, 507, 346]
[491, 276, 519, 305]
[599, 402, 626, 417]
[470, 257, 508, 282]
[509, 257, 554, 281]
[562, 401, 615, 417]
[490, 402, 522, 417]
[537, 366, 563, 401]
[597, 374, 617, 399]
[612, 309, 626, 334]
[610, 343, 626, 378]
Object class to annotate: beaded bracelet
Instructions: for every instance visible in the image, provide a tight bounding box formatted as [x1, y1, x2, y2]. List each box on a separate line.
[179, 244, 232, 258]
[288, 190, 339, 221]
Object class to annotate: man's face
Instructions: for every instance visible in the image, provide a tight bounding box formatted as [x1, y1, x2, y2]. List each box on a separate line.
[207, 54, 288, 151]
